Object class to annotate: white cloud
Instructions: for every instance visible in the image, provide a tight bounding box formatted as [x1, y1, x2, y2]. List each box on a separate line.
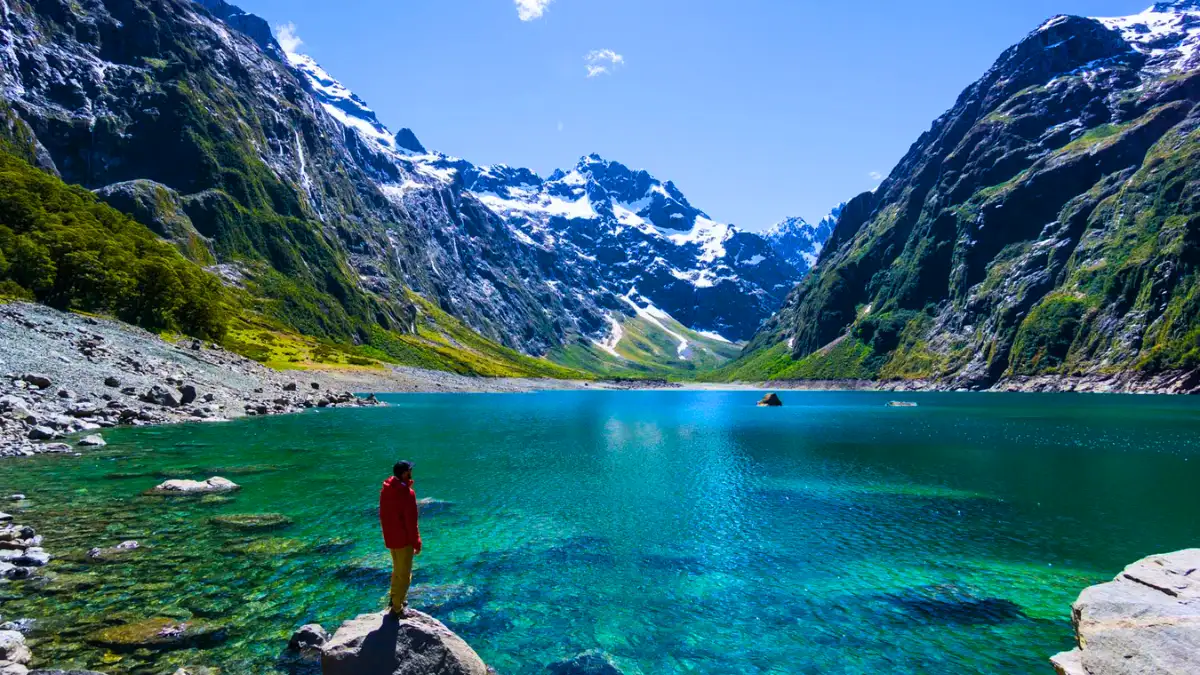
[585, 49, 625, 78]
[276, 22, 303, 54]
[515, 0, 554, 21]
[868, 171, 884, 181]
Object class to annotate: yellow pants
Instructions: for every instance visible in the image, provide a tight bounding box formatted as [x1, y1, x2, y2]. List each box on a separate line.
[389, 546, 414, 610]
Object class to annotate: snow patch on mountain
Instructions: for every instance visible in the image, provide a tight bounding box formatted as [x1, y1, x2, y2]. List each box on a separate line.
[1090, 2, 1200, 73]
[276, 40, 815, 344]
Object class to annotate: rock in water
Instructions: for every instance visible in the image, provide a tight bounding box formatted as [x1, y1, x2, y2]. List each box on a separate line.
[547, 650, 625, 675]
[1051, 549, 1200, 675]
[151, 477, 239, 494]
[78, 434, 106, 447]
[288, 623, 328, 653]
[321, 610, 489, 675]
[757, 393, 783, 407]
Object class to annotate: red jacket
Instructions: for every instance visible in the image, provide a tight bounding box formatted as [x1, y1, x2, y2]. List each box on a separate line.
[379, 476, 420, 550]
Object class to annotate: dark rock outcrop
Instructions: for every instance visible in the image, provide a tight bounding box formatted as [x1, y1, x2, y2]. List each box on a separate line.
[757, 393, 783, 407]
[1051, 549, 1200, 675]
[321, 610, 490, 675]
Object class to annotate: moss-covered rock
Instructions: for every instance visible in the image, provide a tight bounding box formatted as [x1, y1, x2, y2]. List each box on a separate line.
[209, 513, 292, 532]
[85, 617, 227, 652]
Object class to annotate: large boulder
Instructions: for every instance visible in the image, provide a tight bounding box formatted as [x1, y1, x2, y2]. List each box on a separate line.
[140, 385, 181, 408]
[321, 610, 489, 675]
[1051, 549, 1200, 675]
[151, 477, 239, 494]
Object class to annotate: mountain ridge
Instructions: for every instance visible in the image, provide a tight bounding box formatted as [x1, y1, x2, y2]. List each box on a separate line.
[727, 2, 1200, 388]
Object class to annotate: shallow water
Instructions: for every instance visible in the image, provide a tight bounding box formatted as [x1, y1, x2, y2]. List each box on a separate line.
[3, 390, 1200, 674]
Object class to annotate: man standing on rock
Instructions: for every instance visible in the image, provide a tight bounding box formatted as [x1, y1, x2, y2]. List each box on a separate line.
[379, 460, 421, 617]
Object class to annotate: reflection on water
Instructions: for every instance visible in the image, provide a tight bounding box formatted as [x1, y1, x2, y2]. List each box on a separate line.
[1, 391, 1199, 673]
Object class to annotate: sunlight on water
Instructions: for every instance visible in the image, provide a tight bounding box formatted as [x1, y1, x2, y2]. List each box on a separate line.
[1, 391, 1199, 674]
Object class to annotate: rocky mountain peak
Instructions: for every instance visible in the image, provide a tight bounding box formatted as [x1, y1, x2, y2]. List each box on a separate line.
[394, 128, 426, 154]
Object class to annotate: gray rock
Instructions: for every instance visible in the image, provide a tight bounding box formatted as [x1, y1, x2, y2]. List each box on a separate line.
[12, 549, 49, 567]
[29, 670, 109, 675]
[0, 630, 30, 666]
[77, 435, 106, 447]
[151, 477, 239, 494]
[179, 385, 197, 406]
[288, 623, 329, 652]
[103, 376, 120, 388]
[547, 651, 625, 675]
[283, 383, 297, 391]
[321, 610, 489, 675]
[27, 426, 56, 441]
[5, 496, 22, 503]
[0, 620, 34, 635]
[1051, 549, 1200, 675]
[56, 389, 74, 399]
[0, 664, 28, 675]
[67, 403, 98, 418]
[140, 385, 181, 408]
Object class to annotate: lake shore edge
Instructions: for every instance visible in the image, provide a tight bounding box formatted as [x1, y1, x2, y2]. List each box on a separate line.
[4, 299, 1199, 456]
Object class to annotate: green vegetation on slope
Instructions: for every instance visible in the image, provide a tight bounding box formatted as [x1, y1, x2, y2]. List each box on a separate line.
[550, 311, 744, 379]
[0, 146, 230, 339]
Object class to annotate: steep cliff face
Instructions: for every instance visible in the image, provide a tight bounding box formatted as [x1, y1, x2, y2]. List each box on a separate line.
[736, 2, 1200, 387]
[0, 0, 600, 357]
[0, 0, 824, 368]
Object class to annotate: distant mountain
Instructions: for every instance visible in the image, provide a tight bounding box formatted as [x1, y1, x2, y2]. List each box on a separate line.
[763, 205, 843, 275]
[728, 1, 1200, 390]
[276, 35, 823, 356]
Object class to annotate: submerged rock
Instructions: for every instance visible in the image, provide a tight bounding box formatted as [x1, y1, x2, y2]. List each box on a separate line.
[209, 513, 292, 531]
[1051, 549, 1200, 675]
[547, 650, 625, 675]
[77, 434, 105, 447]
[321, 610, 489, 675]
[85, 617, 226, 652]
[757, 393, 783, 407]
[151, 477, 239, 494]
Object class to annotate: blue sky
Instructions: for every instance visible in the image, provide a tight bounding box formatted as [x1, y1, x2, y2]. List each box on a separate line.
[235, 0, 1152, 230]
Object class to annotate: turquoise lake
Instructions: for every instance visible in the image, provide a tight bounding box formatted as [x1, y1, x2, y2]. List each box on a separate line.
[3, 390, 1200, 674]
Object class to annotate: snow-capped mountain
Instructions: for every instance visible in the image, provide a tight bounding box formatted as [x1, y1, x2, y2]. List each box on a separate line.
[276, 37, 819, 345]
[764, 204, 843, 275]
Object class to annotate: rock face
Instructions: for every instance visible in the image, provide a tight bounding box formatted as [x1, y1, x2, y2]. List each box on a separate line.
[321, 610, 489, 675]
[740, 4, 1200, 390]
[1051, 549, 1200, 675]
[152, 477, 239, 494]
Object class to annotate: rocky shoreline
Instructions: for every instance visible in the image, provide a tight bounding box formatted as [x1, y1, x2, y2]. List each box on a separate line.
[0, 302, 595, 457]
[1051, 549, 1200, 675]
